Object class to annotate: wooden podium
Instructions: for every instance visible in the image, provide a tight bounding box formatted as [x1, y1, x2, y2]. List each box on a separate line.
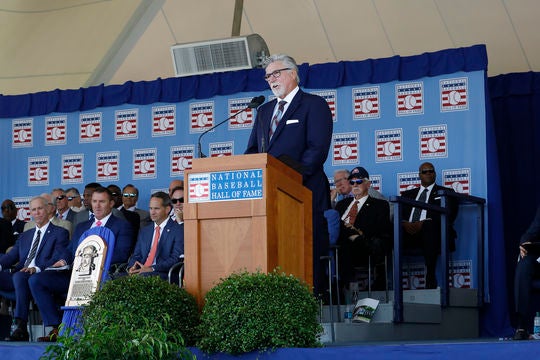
[183, 153, 312, 306]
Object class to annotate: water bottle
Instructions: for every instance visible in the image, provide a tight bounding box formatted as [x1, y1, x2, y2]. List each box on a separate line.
[10, 318, 17, 335]
[534, 312, 540, 336]
[344, 304, 353, 323]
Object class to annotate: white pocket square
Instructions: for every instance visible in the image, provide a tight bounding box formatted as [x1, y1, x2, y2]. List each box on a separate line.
[286, 119, 299, 124]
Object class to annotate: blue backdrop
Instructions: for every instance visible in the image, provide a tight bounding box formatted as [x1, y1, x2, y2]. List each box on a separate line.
[0, 44, 510, 336]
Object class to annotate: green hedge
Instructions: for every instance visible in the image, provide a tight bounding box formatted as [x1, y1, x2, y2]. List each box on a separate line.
[197, 270, 323, 355]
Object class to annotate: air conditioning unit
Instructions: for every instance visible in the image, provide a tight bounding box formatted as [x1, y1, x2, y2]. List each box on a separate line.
[171, 34, 269, 77]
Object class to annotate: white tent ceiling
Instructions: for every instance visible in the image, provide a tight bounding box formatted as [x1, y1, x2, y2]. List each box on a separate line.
[1, 0, 539, 96]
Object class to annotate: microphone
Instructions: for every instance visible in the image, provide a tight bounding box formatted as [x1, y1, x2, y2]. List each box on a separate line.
[197, 95, 265, 158]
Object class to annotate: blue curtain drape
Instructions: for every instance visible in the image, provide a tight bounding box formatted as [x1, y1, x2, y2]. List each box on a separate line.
[488, 72, 540, 334]
[0, 44, 487, 118]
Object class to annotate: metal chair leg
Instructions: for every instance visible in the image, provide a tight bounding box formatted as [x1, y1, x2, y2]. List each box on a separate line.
[368, 255, 372, 298]
[334, 247, 341, 319]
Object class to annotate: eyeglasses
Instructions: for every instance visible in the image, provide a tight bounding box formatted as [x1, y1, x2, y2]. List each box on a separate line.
[264, 67, 291, 81]
[56, 195, 66, 201]
[349, 179, 367, 185]
[67, 195, 79, 201]
[420, 169, 435, 174]
[111, 192, 118, 196]
[123, 193, 137, 198]
[171, 197, 184, 204]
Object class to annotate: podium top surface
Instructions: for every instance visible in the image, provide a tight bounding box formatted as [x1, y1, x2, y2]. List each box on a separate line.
[188, 153, 302, 183]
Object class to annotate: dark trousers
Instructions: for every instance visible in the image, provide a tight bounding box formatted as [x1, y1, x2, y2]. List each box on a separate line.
[514, 254, 540, 331]
[403, 219, 440, 288]
[0, 270, 33, 322]
[28, 271, 70, 327]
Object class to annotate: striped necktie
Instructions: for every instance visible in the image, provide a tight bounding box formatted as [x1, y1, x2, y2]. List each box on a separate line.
[24, 229, 41, 267]
[269, 100, 287, 139]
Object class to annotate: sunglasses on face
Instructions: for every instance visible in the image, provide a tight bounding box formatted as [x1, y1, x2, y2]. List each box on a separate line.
[420, 169, 435, 174]
[349, 179, 366, 185]
[67, 195, 78, 201]
[123, 193, 137, 198]
[171, 197, 184, 204]
[56, 195, 66, 201]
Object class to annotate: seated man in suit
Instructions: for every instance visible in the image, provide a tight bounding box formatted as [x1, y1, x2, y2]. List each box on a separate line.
[29, 187, 134, 342]
[1, 199, 26, 244]
[169, 186, 184, 224]
[65, 187, 84, 212]
[24, 193, 73, 239]
[400, 162, 458, 289]
[108, 184, 140, 241]
[52, 188, 76, 223]
[513, 205, 540, 340]
[127, 192, 183, 280]
[335, 167, 392, 290]
[121, 184, 151, 229]
[0, 196, 70, 341]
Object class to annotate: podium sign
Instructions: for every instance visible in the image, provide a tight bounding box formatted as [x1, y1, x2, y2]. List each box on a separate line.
[188, 168, 263, 203]
[184, 154, 312, 306]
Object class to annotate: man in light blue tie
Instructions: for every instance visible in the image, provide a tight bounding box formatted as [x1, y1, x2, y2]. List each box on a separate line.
[0, 196, 69, 341]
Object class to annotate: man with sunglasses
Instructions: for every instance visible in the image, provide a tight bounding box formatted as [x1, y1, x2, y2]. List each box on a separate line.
[51, 188, 76, 223]
[400, 162, 458, 289]
[1, 199, 25, 247]
[65, 187, 84, 212]
[121, 184, 151, 230]
[245, 54, 333, 298]
[169, 186, 184, 224]
[108, 184, 140, 241]
[335, 167, 392, 290]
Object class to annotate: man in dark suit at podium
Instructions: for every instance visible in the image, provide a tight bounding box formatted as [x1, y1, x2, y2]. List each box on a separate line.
[245, 53, 333, 297]
[400, 162, 458, 289]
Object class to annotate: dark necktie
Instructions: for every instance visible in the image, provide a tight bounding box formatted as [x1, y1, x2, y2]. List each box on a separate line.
[24, 229, 41, 267]
[269, 100, 287, 139]
[411, 188, 429, 222]
[345, 200, 359, 225]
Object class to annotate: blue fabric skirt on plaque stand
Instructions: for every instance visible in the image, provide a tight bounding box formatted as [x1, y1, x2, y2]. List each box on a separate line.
[60, 226, 116, 336]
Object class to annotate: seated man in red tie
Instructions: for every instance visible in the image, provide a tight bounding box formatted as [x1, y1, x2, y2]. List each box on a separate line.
[127, 191, 184, 280]
[335, 167, 392, 291]
[28, 187, 134, 342]
[0, 196, 69, 341]
[400, 162, 458, 289]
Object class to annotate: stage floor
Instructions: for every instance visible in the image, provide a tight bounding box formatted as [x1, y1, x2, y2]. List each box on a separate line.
[1, 338, 538, 360]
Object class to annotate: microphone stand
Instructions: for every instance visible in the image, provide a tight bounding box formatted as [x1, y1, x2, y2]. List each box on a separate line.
[197, 96, 265, 158]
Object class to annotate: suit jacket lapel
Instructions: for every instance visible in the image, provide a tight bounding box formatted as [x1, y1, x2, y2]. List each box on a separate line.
[268, 90, 303, 148]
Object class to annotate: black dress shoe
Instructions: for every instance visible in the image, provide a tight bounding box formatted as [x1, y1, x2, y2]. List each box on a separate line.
[513, 328, 530, 340]
[5, 327, 29, 342]
[37, 328, 59, 342]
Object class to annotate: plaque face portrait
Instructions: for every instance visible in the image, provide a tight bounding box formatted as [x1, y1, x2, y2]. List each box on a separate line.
[65, 234, 107, 307]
